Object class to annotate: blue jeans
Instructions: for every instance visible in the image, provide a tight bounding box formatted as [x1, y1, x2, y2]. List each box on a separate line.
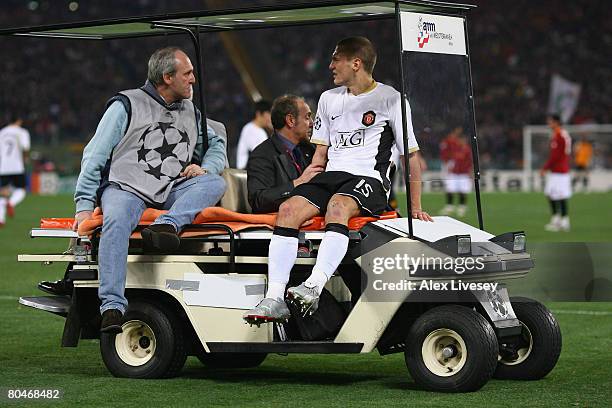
[98, 174, 225, 314]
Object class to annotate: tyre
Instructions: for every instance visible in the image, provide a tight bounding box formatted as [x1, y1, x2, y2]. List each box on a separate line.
[404, 305, 498, 392]
[196, 351, 267, 369]
[495, 297, 561, 380]
[100, 300, 187, 378]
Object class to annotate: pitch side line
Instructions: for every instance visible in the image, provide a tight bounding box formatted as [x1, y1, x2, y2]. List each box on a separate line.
[552, 309, 612, 316]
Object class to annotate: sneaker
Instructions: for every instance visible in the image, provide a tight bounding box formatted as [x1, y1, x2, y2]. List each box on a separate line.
[439, 204, 455, 216]
[243, 298, 290, 325]
[456, 205, 467, 217]
[545, 215, 561, 232]
[559, 216, 570, 232]
[287, 283, 320, 316]
[7, 203, 14, 218]
[141, 223, 180, 252]
[100, 309, 123, 334]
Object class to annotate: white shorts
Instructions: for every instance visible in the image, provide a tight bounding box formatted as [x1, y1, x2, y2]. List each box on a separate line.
[544, 173, 572, 200]
[440, 161, 450, 180]
[445, 174, 472, 193]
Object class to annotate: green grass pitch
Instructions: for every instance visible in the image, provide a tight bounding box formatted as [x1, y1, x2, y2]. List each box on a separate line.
[0, 193, 611, 406]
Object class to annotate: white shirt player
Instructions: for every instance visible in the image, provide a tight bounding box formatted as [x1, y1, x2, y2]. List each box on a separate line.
[311, 82, 419, 188]
[0, 124, 30, 175]
[236, 122, 268, 169]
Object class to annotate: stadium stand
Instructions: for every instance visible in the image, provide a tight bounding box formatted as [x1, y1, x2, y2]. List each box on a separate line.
[0, 0, 610, 170]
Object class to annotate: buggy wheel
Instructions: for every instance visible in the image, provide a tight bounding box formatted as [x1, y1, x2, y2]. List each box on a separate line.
[100, 300, 186, 378]
[495, 297, 561, 380]
[404, 305, 498, 392]
[196, 351, 267, 368]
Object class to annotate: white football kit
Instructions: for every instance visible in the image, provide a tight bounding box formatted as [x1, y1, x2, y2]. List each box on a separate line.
[0, 124, 30, 175]
[236, 122, 268, 169]
[311, 82, 419, 190]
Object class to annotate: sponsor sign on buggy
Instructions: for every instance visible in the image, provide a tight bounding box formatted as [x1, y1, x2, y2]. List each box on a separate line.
[401, 12, 466, 55]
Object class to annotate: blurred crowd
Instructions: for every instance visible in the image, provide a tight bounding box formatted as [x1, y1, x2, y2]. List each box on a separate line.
[0, 0, 609, 171]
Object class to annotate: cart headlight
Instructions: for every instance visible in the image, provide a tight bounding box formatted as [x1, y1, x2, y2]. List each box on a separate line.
[457, 235, 471, 255]
[490, 231, 527, 253]
[432, 235, 472, 257]
[513, 233, 526, 252]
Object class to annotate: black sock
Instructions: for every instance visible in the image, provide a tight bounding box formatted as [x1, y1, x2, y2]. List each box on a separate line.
[549, 199, 559, 215]
[459, 193, 466, 205]
[446, 193, 453, 205]
[559, 200, 568, 217]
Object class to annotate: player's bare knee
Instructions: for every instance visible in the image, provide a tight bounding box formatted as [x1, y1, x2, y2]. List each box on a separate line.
[326, 196, 355, 223]
[277, 199, 302, 227]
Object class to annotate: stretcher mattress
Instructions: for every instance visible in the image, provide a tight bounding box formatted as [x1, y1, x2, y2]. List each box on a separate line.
[39, 206, 398, 238]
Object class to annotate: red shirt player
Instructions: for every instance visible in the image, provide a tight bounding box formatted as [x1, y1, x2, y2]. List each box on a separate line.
[440, 129, 472, 217]
[541, 122, 571, 174]
[449, 139, 472, 176]
[541, 114, 571, 231]
[439, 126, 462, 173]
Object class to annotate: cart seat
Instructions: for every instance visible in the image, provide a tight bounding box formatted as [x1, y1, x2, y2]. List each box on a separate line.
[40, 207, 397, 238]
[40, 166, 397, 238]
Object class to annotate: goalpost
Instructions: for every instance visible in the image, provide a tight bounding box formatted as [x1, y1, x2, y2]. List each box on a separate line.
[523, 124, 612, 192]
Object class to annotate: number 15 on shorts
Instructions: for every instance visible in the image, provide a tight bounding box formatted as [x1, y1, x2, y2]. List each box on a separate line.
[354, 179, 373, 197]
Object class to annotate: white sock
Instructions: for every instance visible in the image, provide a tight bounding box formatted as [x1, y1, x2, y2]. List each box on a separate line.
[0, 198, 6, 223]
[306, 226, 349, 294]
[265, 228, 298, 299]
[9, 188, 26, 207]
[266, 282, 288, 301]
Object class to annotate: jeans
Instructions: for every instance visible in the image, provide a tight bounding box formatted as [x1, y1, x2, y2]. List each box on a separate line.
[98, 174, 226, 314]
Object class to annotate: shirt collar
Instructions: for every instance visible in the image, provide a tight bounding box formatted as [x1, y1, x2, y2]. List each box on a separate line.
[140, 80, 184, 111]
[276, 131, 297, 151]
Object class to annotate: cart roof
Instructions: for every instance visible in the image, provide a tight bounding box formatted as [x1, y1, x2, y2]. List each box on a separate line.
[0, 0, 474, 39]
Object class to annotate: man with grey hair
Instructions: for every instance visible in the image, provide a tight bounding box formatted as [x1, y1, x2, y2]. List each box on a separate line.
[72, 46, 227, 333]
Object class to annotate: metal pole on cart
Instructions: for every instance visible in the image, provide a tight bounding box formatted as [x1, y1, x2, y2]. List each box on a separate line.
[151, 23, 209, 155]
[462, 17, 484, 230]
[394, 1, 414, 238]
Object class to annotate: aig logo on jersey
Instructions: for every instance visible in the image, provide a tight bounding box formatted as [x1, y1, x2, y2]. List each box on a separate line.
[335, 129, 365, 150]
[362, 111, 376, 127]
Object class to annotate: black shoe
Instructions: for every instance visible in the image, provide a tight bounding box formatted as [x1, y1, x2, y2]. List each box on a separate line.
[141, 224, 180, 252]
[38, 279, 73, 296]
[100, 309, 123, 334]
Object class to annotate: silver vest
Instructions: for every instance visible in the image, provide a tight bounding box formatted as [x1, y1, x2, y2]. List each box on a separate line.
[108, 89, 198, 206]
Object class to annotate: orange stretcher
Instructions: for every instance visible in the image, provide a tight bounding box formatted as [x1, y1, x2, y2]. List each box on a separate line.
[40, 207, 398, 238]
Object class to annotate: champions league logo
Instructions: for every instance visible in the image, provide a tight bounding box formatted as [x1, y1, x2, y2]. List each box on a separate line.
[417, 16, 434, 49]
[314, 115, 322, 131]
[136, 122, 191, 180]
[486, 288, 509, 318]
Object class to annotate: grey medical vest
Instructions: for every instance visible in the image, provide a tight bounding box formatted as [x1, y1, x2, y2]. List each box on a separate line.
[108, 89, 198, 206]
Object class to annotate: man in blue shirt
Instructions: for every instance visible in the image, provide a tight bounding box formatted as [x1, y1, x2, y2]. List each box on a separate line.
[72, 47, 226, 333]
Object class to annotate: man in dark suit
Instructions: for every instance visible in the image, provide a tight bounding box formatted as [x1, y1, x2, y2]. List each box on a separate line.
[247, 95, 323, 213]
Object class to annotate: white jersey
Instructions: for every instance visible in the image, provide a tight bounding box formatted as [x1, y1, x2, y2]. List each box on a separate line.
[311, 82, 419, 188]
[0, 124, 30, 175]
[236, 122, 268, 169]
